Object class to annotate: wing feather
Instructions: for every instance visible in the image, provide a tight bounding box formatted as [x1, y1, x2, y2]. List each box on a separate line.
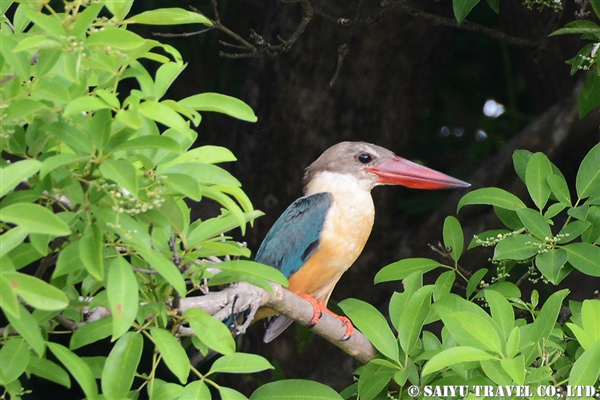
[255, 192, 332, 278]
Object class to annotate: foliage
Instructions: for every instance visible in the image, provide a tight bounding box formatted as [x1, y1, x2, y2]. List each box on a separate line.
[549, 0, 600, 117]
[1, 1, 600, 400]
[0, 1, 292, 399]
[454, 0, 600, 117]
[338, 143, 600, 400]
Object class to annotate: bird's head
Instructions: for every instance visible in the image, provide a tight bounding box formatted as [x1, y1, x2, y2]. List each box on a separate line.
[303, 141, 470, 193]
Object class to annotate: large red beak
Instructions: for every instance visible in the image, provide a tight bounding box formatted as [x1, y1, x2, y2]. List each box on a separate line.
[366, 157, 470, 189]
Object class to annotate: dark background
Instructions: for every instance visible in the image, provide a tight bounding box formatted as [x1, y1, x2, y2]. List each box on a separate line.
[129, 0, 600, 394]
[17, 0, 600, 397]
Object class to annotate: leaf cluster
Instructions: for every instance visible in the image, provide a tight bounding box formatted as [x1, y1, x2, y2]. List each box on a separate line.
[336, 144, 600, 399]
[0, 1, 287, 398]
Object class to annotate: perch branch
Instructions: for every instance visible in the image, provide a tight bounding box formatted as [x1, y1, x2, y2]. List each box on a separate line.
[179, 282, 378, 365]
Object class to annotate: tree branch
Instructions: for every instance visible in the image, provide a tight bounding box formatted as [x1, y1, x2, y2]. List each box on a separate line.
[179, 282, 378, 365]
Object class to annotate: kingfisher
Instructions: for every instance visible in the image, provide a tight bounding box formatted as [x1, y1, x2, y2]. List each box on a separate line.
[254, 142, 469, 342]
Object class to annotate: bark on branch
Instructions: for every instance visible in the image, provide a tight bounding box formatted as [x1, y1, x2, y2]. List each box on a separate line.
[179, 282, 378, 365]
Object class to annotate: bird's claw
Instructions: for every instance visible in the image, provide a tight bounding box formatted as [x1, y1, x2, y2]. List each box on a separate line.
[298, 294, 354, 340]
[338, 316, 354, 341]
[298, 294, 323, 327]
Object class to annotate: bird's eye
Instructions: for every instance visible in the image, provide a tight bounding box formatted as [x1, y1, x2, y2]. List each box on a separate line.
[358, 153, 373, 164]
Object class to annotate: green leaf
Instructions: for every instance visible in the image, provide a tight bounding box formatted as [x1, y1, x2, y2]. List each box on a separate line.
[70, 318, 113, 350]
[568, 340, 600, 386]
[162, 173, 202, 201]
[544, 202, 567, 219]
[0, 159, 41, 197]
[422, 346, 494, 376]
[582, 206, 600, 243]
[513, 149, 533, 183]
[79, 222, 104, 281]
[485, 289, 514, 340]
[116, 136, 182, 154]
[107, 258, 139, 339]
[558, 220, 591, 244]
[159, 146, 237, 171]
[494, 206, 524, 230]
[523, 289, 569, 356]
[183, 308, 236, 355]
[358, 361, 397, 400]
[0, 226, 28, 258]
[147, 378, 185, 400]
[0, 203, 71, 236]
[26, 357, 71, 388]
[181, 381, 211, 400]
[53, 241, 82, 278]
[525, 152, 552, 210]
[582, 300, 600, 343]
[101, 332, 143, 400]
[397, 286, 434, 354]
[563, 242, 600, 276]
[433, 270, 455, 301]
[85, 27, 146, 50]
[0, 274, 20, 319]
[0, 35, 31, 81]
[549, 20, 600, 36]
[457, 187, 526, 212]
[500, 355, 526, 385]
[466, 267, 487, 298]
[535, 248, 569, 284]
[547, 173, 571, 206]
[99, 158, 138, 197]
[493, 235, 540, 261]
[217, 260, 288, 286]
[579, 72, 600, 118]
[165, 162, 240, 186]
[24, 8, 66, 37]
[219, 387, 248, 400]
[566, 323, 593, 350]
[480, 359, 512, 385]
[592, 0, 600, 17]
[0, 338, 30, 384]
[46, 122, 94, 153]
[136, 248, 186, 296]
[374, 258, 440, 283]
[453, 0, 481, 23]
[139, 100, 189, 132]
[505, 326, 520, 359]
[338, 298, 398, 361]
[40, 154, 90, 179]
[5, 304, 45, 356]
[439, 311, 503, 354]
[486, 0, 500, 13]
[249, 379, 343, 400]
[150, 327, 189, 384]
[186, 210, 263, 248]
[48, 342, 98, 399]
[180, 93, 257, 122]
[2, 271, 69, 311]
[516, 208, 552, 240]
[443, 216, 463, 262]
[576, 142, 600, 199]
[127, 8, 212, 25]
[209, 353, 273, 374]
[63, 96, 112, 117]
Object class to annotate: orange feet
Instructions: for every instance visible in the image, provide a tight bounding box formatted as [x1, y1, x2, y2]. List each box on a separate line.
[297, 294, 354, 341]
[297, 294, 322, 327]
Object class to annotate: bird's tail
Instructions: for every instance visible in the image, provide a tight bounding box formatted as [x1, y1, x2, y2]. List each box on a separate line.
[263, 316, 294, 343]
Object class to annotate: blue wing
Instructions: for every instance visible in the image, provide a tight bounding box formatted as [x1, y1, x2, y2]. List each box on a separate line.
[255, 192, 332, 278]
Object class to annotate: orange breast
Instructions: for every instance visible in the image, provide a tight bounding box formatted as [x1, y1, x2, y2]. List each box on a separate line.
[287, 194, 374, 303]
